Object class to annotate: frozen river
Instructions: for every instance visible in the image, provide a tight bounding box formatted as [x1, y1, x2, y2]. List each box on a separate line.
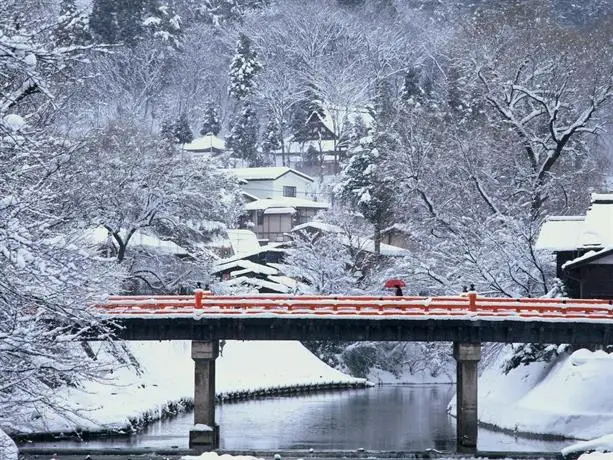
[22, 385, 571, 452]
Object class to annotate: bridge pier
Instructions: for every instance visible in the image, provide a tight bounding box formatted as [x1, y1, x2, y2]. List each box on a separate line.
[189, 340, 219, 450]
[453, 342, 481, 453]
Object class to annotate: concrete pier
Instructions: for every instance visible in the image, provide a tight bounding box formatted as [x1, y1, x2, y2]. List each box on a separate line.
[453, 342, 481, 453]
[189, 340, 219, 450]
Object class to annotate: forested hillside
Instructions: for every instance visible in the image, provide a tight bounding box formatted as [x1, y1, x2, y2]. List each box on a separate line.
[2, 0, 612, 423]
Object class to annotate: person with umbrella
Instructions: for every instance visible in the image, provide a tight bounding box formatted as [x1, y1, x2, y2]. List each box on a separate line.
[384, 279, 406, 296]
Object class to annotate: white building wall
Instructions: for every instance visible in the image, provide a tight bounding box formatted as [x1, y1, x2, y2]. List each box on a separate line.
[242, 180, 275, 199]
[241, 173, 313, 199]
[270, 173, 313, 199]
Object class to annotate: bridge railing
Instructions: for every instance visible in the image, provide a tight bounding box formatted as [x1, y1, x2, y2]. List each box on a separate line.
[96, 291, 613, 320]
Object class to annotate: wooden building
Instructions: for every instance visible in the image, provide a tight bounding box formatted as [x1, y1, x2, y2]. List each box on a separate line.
[536, 193, 613, 298]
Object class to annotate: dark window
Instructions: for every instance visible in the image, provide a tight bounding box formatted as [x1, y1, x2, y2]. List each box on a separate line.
[283, 186, 297, 197]
[257, 211, 264, 225]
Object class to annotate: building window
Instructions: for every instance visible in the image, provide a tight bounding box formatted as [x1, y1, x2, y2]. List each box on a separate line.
[257, 211, 264, 225]
[283, 186, 297, 197]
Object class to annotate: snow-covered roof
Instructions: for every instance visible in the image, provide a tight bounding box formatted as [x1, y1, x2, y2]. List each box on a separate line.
[381, 223, 411, 235]
[534, 216, 585, 251]
[226, 229, 260, 257]
[267, 275, 299, 289]
[183, 134, 226, 152]
[217, 242, 287, 265]
[263, 207, 296, 215]
[536, 193, 613, 251]
[226, 167, 313, 182]
[212, 259, 278, 276]
[241, 191, 259, 202]
[562, 247, 613, 270]
[222, 276, 291, 293]
[292, 221, 344, 234]
[245, 197, 329, 211]
[83, 227, 188, 255]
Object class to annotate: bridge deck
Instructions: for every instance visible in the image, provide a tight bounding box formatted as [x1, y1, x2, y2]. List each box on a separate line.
[95, 293, 613, 343]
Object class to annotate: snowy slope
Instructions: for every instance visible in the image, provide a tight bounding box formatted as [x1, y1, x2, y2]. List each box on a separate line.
[5, 341, 365, 435]
[449, 345, 613, 440]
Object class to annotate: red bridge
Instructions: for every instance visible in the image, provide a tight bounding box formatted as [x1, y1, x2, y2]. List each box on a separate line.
[96, 291, 613, 454]
[100, 291, 613, 320]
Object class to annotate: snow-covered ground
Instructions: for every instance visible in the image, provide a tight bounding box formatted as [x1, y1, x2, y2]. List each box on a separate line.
[449, 345, 613, 441]
[5, 341, 366, 435]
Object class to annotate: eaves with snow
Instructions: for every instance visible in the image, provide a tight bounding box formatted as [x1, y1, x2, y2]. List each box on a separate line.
[244, 197, 329, 211]
[183, 134, 226, 152]
[224, 166, 314, 183]
[536, 193, 613, 270]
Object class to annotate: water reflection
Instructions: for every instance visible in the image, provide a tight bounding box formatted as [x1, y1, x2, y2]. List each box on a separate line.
[22, 385, 572, 452]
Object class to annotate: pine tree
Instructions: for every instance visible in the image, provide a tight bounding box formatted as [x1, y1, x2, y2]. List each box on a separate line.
[290, 86, 323, 141]
[200, 103, 221, 136]
[173, 113, 193, 144]
[160, 119, 175, 143]
[335, 125, 397, 256]
[399, 68, 421, 103]
[90, 0, 181, 48]
[142, 0, 183, 49]
[55, 0, 91, 46]
[228, 33, 262, 101]
[226, 103, 262, 166]
[260, 119, 281, 157]
[372, 79, 395, 125]
[89, 0, 119, 43]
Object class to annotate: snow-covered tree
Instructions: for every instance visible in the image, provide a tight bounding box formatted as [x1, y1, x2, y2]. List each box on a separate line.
[142, 1, 183, 49]
[336, 126, 397, 256]
[226, 103, 262, 165]
[399, 68, 421, 104]
[228, 33, 261, 101]
[55, 0, 91, 46]
[173, 113, 193, 144]
[283, 231, 357, 294]
[90, 0, 182, 48]
[200, 103, 221, 135]
[0, 0, 124, 423]
[260, 118, 281, 160]
[80, 121, 243, 292]
[160, 118, 175, 142]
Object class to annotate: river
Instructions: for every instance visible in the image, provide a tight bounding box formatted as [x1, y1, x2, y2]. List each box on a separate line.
[21, 385, 571, 452]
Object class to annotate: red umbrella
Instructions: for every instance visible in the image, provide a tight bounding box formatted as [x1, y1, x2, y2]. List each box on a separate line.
[384, 279, 406, 289]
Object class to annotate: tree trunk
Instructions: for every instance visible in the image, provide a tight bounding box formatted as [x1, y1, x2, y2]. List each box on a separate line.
[374, 223, 381, 257]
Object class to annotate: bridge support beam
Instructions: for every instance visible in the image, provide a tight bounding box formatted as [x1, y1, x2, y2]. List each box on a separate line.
[189, 340, 219, 450]
[453, 342, 481, 453]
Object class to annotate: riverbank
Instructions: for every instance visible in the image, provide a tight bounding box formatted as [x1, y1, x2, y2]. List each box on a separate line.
[5, 341, 368, 439]
[448, 345, 613, 441]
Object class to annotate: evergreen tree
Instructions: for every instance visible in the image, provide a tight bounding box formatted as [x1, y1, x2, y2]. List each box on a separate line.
[228, 33, 261, 101]
[335, 124, 397, 256]
[372, 78, 395, 125]
[89, 0, 119, 43]
[399, 68, 421, 103]
[290, 86, 323, 141]
[200, 103, 221, 135]
[173, 113, 193, 144]
[260, 119, 281, 157]
[226, 103, 262, 166]
[90, 0, 181, 47]
[142, 0, 183, 49]
[55, 0, 91, 46]
[160, 119, 175, 143]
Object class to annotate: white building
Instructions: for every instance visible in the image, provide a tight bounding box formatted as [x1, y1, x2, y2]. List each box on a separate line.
[228, 166, 315, 200]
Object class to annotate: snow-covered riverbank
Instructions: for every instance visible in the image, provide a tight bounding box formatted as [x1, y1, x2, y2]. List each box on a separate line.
[449, 345, 613, 443]
[4, 341, 367, 436]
